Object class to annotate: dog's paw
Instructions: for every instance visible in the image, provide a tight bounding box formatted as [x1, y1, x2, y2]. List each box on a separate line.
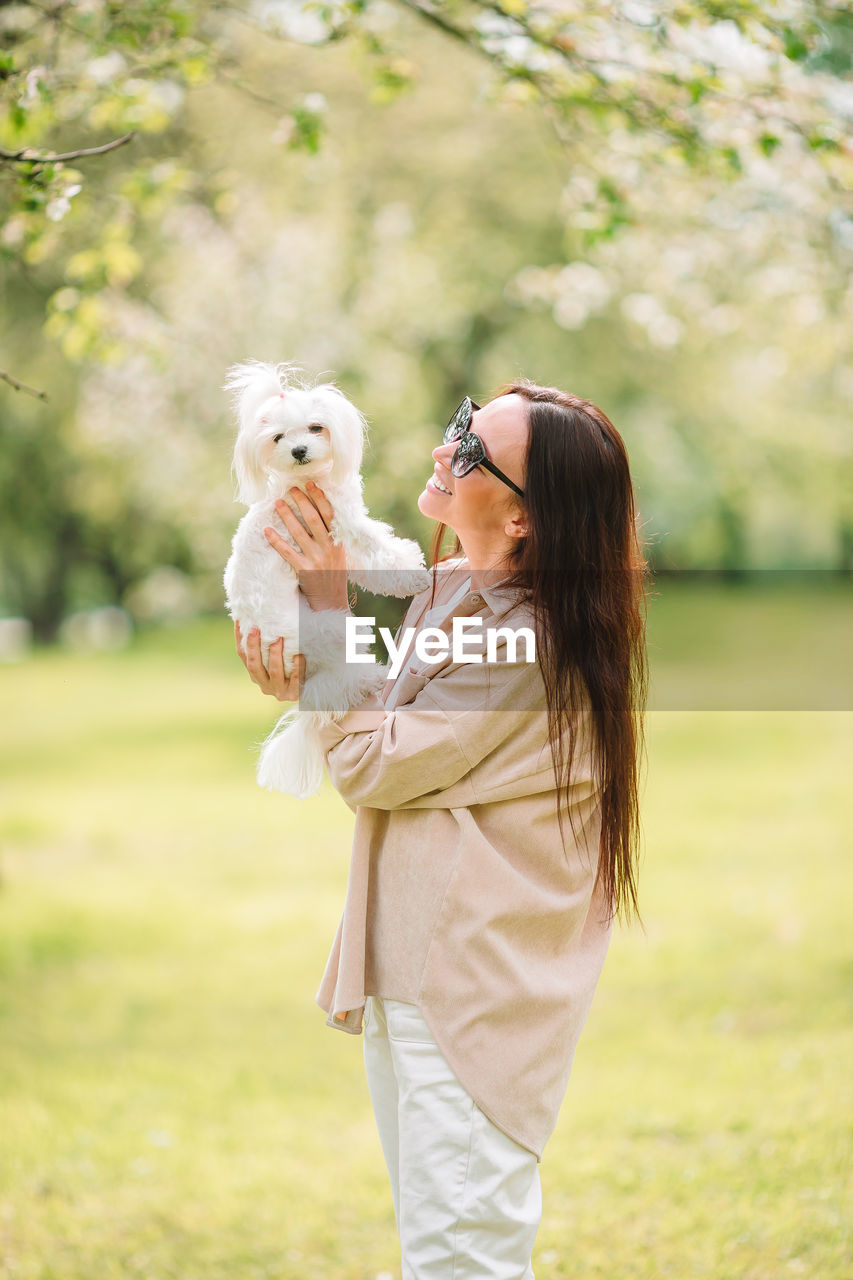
[382, 568, 432, 597]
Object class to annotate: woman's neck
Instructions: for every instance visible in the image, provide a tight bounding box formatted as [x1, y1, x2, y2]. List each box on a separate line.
[455, 535, 515, 590]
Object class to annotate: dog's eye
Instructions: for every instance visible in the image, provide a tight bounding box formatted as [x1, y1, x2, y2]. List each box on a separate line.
[308, 423, 324, 434]
[273, 433, 284, 444]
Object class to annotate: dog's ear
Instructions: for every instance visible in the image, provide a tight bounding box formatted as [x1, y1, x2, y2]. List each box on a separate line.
[313, 385, 367, 485]
[226, 361, 288, 504]
[232, 427, 270, 505]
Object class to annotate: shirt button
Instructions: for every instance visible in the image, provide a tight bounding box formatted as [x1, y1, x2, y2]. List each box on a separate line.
[470, 594, 482, 605]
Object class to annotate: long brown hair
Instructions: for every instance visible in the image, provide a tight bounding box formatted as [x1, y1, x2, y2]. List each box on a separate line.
[430, 381, 649, 923]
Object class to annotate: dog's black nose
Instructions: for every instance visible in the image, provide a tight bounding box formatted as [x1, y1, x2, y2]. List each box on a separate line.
[291, 445, 308, 461]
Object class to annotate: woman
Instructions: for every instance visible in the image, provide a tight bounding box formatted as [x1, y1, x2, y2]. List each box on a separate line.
[237, 381, 648, 1279]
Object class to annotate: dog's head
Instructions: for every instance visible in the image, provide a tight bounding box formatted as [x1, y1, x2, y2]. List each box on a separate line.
[225, 362, 366, 504]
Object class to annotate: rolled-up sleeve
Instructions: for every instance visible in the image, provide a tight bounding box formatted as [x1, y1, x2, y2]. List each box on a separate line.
[316, 657, 548, 811]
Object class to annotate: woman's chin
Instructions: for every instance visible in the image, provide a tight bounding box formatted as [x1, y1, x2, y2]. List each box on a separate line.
[417, 487, 437, 517]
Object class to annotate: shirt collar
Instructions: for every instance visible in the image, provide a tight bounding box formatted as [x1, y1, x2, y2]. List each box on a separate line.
[435, 556, 527, 615]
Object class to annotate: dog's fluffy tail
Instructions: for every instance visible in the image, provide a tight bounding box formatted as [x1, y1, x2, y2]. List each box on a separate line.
[257, 709, 324, 799]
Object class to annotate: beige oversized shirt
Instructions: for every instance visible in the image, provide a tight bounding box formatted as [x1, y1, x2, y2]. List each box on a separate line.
[315, 558, 613, 1160]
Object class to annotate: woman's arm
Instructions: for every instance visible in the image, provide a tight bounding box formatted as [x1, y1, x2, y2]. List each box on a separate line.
[233, 487, 558, 810]
[319, 654, 555, 811]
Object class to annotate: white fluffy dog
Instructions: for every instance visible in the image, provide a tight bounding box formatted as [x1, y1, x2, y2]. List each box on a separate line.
[224, 360, 429, 797]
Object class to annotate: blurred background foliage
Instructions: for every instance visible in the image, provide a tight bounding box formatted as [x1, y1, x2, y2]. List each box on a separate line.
[1, 0, 852, 641]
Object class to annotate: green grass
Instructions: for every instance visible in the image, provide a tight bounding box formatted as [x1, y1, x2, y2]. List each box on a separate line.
[1, 600, 851, 1279]
[645, 573, 852, 711]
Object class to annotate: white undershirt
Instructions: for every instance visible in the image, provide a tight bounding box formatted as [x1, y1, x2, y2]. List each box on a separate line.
[421, 574, 472, 628]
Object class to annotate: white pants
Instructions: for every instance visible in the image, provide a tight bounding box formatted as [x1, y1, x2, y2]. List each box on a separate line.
[363, 996, 542, 1280]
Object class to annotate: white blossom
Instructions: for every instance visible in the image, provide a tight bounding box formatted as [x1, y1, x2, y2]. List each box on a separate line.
[46, 183, 82, 222]
[85, 51, 127, 85]
[252, 0, 341, 45]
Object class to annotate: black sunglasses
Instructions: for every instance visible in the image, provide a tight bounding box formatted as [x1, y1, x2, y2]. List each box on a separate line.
[442, 398, 525, 499]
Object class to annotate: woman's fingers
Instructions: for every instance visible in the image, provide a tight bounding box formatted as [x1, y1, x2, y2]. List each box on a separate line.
[289, 653, 306, 700]
[265, 499, 310, 565]
[270, 488, 335, 564]
[240, 627, 305, 702]
[263, 487, 341, 577]
[268, 644, 305, 701]
[268, 636, 303, 700]
[273, 494, 321, 559]
[244, 626, 271, 690]
[262, 487, 346, 608]
[264, 522, 300, 564]
[285, 485, 333, 541]
[234, 619, 249, 670]
[266, 635, 285, 690]
[305, 481, 336, 531]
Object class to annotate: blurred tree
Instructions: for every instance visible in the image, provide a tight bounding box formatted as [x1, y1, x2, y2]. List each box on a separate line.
[1, 2, 851, 635]
[3, 2, 850, 389]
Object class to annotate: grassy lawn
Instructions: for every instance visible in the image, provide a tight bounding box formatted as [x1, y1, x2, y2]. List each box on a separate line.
[1, 594, 850, 1279]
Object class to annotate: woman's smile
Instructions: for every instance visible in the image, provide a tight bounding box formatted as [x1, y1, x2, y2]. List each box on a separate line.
[427, 469, 453, 495]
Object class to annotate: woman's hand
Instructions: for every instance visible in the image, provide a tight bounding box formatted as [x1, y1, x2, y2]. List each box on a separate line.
[235, 620, 306, 701]
[264, 481, 349, 612]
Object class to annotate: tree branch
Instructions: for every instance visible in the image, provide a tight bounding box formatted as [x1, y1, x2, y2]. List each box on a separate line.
[390, 0, 497, 62]
[392, 0, 837, 166]
[0, 132, 135, 166]
[0, 369, 48, 401]
[388, 0, 679, 145]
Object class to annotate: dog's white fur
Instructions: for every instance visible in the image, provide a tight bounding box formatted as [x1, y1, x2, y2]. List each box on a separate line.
[224, 360, 429, 797]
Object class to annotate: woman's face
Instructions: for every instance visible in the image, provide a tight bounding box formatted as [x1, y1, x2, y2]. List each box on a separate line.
[417, 394, 529, 547]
